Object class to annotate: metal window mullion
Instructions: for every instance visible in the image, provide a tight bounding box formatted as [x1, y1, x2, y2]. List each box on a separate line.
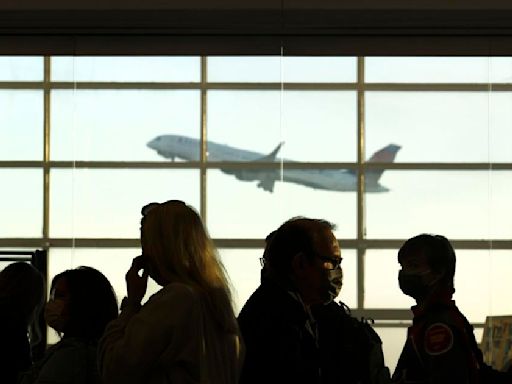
[7, 160, 512, 169]
[3, 160, 512, 171]
[357, 56, 366, 310]
[200, 56, 208, 220]
[8, 81, 512, 93]
[2, 238, 512, 249]
[43, 57, 51, 248]
[364, 83, 512, 92]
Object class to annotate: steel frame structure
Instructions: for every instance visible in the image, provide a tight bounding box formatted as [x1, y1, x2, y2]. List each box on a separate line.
[2, 56, 511, 328]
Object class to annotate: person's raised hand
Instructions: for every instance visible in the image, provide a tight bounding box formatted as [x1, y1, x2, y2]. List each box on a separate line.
[125, 255, 149, 305]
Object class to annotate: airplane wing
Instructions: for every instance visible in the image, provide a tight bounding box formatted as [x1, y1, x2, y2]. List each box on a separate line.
[254, 142, 284, 191]
[257, 178, 276, 192]
[221, 142, 284, 192]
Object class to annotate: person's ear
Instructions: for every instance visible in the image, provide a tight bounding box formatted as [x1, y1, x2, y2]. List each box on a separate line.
[429, 269, 445, 285]
[291, 252, 307, 275]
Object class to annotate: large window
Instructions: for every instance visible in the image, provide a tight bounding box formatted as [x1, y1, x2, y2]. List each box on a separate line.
[2, 56, 512, 369]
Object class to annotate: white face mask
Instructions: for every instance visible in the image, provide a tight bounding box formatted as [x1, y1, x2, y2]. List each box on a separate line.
[327, 267, 343, 301]
[44, 299, 68, 333]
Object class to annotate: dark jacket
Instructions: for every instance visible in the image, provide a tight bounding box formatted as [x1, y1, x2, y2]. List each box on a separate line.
[392, 291, 481, 384]
[237, 278, 321, 384]
[0, 308, 32, 384]
[313, 301, 390, 384]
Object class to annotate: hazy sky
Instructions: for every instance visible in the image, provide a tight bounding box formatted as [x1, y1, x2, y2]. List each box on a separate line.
[2, 55, 512, 368]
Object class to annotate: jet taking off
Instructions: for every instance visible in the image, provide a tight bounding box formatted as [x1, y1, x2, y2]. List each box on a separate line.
[147, 134, 401, 193]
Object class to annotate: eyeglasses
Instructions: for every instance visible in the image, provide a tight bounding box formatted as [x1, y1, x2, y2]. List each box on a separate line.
[317, 255, 342, 270]
[258, 254, 341, 271]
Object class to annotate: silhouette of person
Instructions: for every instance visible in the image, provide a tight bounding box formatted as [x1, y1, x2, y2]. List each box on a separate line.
[238, 217, 341, 384]
[312, 263, 391, 384]
[392, 234, 511, 384]
[0, 262, 44, 384]
[20, 266, 118, 384]
[99, 200, 244, 384]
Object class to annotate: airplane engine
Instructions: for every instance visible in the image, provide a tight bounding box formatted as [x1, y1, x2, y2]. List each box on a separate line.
[234, 170, 259, 181]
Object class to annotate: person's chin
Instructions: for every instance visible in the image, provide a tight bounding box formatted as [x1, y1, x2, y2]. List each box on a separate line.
[321, 291, 336, 304]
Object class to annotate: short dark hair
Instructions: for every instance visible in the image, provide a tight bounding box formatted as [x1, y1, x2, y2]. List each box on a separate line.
[51, 266, 118, 340]
[398, 234, 456, 290]
[263, 217, 335, 276]
[0, 262, 44, 324]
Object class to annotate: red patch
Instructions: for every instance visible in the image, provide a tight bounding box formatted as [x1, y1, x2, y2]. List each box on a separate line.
[424, 323, 453, 355]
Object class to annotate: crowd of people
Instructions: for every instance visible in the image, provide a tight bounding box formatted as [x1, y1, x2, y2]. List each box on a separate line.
[1, 199, 511, 384]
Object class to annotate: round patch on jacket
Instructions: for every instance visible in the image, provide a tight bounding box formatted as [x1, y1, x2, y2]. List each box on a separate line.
[424, 323, 453, 355]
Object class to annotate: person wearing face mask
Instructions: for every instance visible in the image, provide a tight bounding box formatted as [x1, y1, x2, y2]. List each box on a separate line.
[392, 234, 511, 384]
[312, 264, 391, 384]
[238, 217, 342, 384]
[20, 266, 118, 384]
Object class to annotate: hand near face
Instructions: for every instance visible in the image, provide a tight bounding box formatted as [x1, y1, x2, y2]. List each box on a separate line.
[126, 255, 149, 305]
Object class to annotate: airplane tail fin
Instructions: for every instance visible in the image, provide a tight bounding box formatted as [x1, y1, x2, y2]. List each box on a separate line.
[256, 142, 284, 162]
[366, 144, 401, 184]
[367, 144, 401, 163]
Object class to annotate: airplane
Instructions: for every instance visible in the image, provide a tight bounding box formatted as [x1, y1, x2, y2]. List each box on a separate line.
[147, 134, 401, 193]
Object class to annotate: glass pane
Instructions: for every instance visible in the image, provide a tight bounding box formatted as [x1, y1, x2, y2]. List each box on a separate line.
[0, 169, 42, 237]
[366, 171, 512, 239]
[335, 249, 357, 309]
[282, 57, 357, 83]
[47, 248, 161, 344]
[374, 327, 408, 373]
[282, 91, 357, 161]
[366, 91, 496, 163]
[0, 91, 43, 160]
[208, 56, 357, 83]
[206, 169, 357, 239]
[219, 249, 263, 315]
[454, 250, 512, 323]
[51, 57, 200, 82]
[208, 90, 356, 162]
[366, 57, 492, 83]
[365, 250, 413, 309]
[208, 57, 282, 83]
[488, 92, 512, 162]
[488, 57, 512, 83]
[0, 56, 43, 81]
[367, 57, 512, 84]
[50, 169, 200, 238]
[51, 90, 200, 161]
[207, 90, 281, 158]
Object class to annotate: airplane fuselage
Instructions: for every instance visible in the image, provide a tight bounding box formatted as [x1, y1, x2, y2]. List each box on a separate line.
[148, 135, 394, 193]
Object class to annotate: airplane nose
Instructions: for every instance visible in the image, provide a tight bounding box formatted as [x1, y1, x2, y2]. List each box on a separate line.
[147, 138, 157, 149]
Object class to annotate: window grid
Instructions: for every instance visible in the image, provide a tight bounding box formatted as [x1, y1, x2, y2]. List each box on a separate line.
[1, 56, 511, 328]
